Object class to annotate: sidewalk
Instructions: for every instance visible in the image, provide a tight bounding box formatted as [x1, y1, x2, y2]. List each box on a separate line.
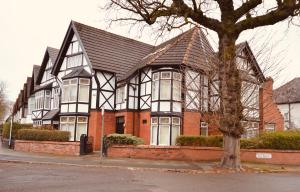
[1, 143, 300, 173]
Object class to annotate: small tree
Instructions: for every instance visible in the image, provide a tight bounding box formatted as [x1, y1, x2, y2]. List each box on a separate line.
[0, 81, 9, 123]
[105, 0, 300, 169]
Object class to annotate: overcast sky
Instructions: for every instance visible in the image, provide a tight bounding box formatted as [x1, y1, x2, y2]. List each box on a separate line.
[0, 0, 299, 101]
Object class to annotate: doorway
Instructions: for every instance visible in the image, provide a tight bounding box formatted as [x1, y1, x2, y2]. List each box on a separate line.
[116, 116, 125, 134]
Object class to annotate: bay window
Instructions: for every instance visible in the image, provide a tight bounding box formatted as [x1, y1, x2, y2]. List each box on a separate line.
[62, 79, 78, 103]
[35, 91, 44, 110]
[60, 116, 88, 141]
[53, 88, 60, 109]
[44, 90, 51, 109]
[152, 70, 182, 113]
[76, 116, 88, 141]
[78, 79, 90, 102]
[151, 116, 181, 145]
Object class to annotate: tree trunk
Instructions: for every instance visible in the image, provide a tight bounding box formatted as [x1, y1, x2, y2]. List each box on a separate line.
[218, 33, 243, 169]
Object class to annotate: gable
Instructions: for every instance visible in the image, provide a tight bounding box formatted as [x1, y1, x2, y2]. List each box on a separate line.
[56, 32, 92, 81]
[36, 47, 59, 86]
[236, 42, 265, 83]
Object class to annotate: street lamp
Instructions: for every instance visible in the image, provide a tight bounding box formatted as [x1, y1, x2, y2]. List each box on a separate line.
[8, 113, 13, 148]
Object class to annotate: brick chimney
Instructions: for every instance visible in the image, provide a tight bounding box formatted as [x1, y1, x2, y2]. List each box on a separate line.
[259, 77, 284, 131]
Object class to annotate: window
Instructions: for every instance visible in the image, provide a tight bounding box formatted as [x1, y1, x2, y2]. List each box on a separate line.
[65, 35, 84, 69]
[28, 96, 35, 114]
[151, 116, 181, 145]
[44, 90, 51, 109]
[62, 79, 78, 103]
[76, 116, 88, 141]
[60, 116, 75, 141]
[161, 72, 171, 79]
[67, 54, 83, 68]
[265, 123, 275, 132]
[284, 112, 289, 121]
[160, 80, 171, 100]
[152, 71, 182, 113]
[116, 86, 126, 104]
[35, 91, 44, 110]
[78, 79, 90, 102]
[42, 60, 53, 83]
[53, 88, 60, 109]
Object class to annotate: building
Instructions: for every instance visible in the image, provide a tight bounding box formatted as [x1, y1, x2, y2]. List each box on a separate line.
[274, 77, 300, 129]
[11, 21, 283, 149]
[32, 47, 60, 127]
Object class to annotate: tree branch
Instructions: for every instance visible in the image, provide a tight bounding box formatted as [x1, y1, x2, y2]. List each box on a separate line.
[235, 1, 300, 33]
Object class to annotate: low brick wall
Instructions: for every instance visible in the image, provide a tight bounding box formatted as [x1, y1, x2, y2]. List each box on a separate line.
[14, 140, 80, 156]
[108, 145, 300, 165]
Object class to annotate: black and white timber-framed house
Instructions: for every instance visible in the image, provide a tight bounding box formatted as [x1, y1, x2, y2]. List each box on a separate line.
[11, 21, 283, 149]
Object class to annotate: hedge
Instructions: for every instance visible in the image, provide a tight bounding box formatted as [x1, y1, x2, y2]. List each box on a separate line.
[241, 131, 300, 150]
[177, 131, 300, 150]
[176, 135, 223, 147]
[107, 134, 144, 145]
[17, 129, 70, 142]
[2, 123, 24, 139]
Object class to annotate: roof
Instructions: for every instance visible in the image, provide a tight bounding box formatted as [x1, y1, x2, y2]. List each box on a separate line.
[34, 82, 52, 92]
[47, 47, 59, 63]
[29, 65, 41, 93]
[274, 77, 300, 104]
[52, 21, 154, 78]
[33, 65, 41, 85]
[26, 77, 32, 98]
[62, 67, 91, 80]
[123, 27, 216, 79]
[42, 109, 59, 120]
[36, 47, 59, 84]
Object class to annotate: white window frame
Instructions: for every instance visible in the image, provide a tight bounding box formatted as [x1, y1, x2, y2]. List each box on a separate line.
[78, 78, 90, 103]
[62, 79, 78, 103]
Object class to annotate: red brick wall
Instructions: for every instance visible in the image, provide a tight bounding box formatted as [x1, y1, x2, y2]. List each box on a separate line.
[115, 111, 140, 135]
[183, 111, 201, 135]
[259, 78, 284, 131]
[14, 140, 80, 156]
[88, 110, 116, 151]
[108, 145, 300, 165]
[138, 111, 151, 145]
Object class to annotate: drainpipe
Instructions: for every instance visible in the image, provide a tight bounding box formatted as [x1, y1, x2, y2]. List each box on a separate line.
[288, 103, 291, 129]
[100, 107, 105, 158]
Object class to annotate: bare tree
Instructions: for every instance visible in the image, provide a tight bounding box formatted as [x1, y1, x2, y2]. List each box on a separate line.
[105, 0, 300, 169]
[0, 81, 8, 123]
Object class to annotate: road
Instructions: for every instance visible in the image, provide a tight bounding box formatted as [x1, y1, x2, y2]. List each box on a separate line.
[0, 162, 300, 192]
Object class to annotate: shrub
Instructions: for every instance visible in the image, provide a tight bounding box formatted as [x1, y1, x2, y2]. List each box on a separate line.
[2, 123, 23, 139]
[257, 131, 300, 150]
[107, 134, 144, 145]
[176, 135, 223, 147]
[17, 129, 70, 142]
[240, 138, 259, 149]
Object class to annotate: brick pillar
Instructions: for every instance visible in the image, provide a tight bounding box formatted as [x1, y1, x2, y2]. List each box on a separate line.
[88, 110, 116, 151]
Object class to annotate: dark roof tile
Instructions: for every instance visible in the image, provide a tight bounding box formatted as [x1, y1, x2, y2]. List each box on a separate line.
[274, 77, 300, 104]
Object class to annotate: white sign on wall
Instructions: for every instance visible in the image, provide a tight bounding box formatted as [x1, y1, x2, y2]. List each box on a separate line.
[256, 153, 272, 159]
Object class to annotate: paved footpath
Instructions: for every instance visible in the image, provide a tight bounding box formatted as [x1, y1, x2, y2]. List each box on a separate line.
[1, 141, 300, 173]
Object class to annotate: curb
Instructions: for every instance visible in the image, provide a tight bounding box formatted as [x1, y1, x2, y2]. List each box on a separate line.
[1, 158, 299, 174]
